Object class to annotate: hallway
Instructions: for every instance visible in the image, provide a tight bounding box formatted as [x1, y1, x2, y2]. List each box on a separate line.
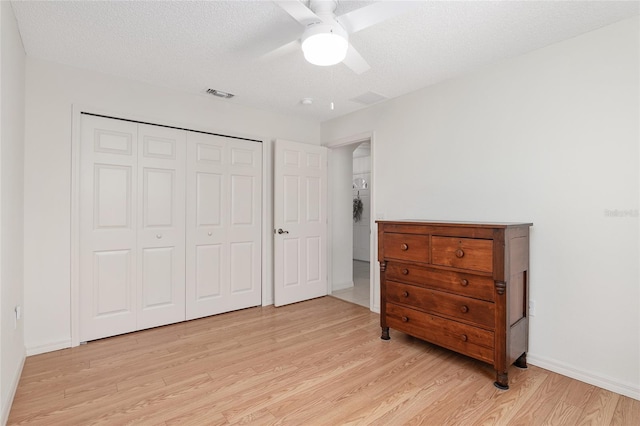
[331, 260, 370, 308]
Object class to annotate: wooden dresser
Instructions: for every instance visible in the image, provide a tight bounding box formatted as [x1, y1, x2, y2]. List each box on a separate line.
[377, 220, 532, 389]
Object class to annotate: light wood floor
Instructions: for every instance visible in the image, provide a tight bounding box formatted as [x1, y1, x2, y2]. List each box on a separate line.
[9, 297, 639, 425]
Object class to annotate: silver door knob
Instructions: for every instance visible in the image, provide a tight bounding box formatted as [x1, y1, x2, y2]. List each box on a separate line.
[156, 234, 162, 239]
[277, 228, 289, 234]
[207, 231, 213, 236]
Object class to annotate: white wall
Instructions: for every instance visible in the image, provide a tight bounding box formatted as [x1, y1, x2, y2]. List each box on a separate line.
[329, 145, 355, 291]
[322, 17, 640, 399]
[23, 58, 321, 354]
[0, 1, 26, 422]
[352, 143, 371, 261]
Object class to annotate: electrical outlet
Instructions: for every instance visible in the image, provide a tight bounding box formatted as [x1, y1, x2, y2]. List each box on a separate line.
[529, 300, 536, 317]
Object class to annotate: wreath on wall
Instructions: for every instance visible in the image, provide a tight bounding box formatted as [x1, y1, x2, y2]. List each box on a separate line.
[353, 196, 364, 222]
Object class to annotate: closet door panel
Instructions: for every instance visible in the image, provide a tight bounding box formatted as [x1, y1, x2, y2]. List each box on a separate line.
[230, 241, 254, 293]
[186, 133, 262, 320]
[93, 250, 132, 315]
[195, 244, 222, 300]
[136, 124, 186, 330]
[80, 115, 138, 342]
[228, 145, 262, 306]
[196, 172, 222, 227]
[141, 247, 175, 307]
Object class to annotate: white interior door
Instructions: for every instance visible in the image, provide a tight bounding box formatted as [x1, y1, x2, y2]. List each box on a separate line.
[186, 133, 262, 320]
[274, 140, 328, 306]
[80, 115, 139, 341]
[136, 124, 186, 330]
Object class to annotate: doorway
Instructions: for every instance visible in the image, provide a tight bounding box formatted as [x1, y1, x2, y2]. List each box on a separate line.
[330, 141, 371, 308]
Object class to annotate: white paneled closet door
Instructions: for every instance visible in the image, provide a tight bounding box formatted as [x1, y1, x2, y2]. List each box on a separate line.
[80, 115, 139, 342]
[80, 116, 187, 342]
[186, 133, 262, 320]
[136, 124, 186, 330]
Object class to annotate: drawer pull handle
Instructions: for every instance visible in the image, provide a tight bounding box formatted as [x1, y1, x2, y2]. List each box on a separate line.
[402, 269, 409, 275]
[455, 249, 465, 258]
[461, 334, 468, 342]
[401, 316, 409, 323]
[401, 243, 409, 251]
[460, 305, 469, 313]
[402, 291, 409, 298]
[460, 279, 469, 286]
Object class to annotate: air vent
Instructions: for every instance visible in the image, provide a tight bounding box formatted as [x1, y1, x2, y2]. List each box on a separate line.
[350, 91, 387, 105]
[206, 88, 235, 99]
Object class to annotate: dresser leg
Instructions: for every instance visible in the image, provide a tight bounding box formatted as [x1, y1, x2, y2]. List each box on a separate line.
[494, 371, 509, 390]
[514, 353, 528, 369]
[381, 327, 390, 340]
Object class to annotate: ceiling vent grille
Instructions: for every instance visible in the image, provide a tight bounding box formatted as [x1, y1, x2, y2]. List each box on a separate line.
[350, 91, 387, 105]
[206, 88, 235, 99]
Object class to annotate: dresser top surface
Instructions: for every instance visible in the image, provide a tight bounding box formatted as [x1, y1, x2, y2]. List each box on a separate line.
[376, 220, 533, 228]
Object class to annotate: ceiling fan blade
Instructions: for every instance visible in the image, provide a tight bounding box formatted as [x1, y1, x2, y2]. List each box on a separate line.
[260, 39, 301, 62]
[342, 43, 370, 74]
[275, 0, 322, 26]
[337, 1, 422, 34]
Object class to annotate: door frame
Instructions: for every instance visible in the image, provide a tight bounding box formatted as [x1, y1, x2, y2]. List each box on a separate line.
[324, 131, 378, 312]
[70, 105, 271, 346]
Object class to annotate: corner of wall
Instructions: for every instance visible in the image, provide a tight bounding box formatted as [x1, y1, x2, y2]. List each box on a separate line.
[0, 352, 24, 425]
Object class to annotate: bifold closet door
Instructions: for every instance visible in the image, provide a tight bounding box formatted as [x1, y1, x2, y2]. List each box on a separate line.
[136, 124, 186, 330]
[79, 116, 186, 342]
[80, 115, 139, 342]
[186, 133, 262, 320]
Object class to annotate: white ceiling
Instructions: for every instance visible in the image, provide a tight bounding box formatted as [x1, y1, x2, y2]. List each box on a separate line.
[11, 1, 639, 123]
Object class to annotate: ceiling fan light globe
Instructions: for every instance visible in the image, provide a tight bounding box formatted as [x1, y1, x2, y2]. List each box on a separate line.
[301, 24, 348, 66]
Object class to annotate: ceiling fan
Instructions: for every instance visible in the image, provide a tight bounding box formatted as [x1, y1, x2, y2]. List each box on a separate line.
[274, 0, 420, 74]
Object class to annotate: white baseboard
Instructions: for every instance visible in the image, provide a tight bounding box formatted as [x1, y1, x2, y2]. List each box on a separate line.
[26, 339, 72, 356]
[528, 353, 640, 400]
[1, 351, 25, 425]
[332, 281, 354, 292]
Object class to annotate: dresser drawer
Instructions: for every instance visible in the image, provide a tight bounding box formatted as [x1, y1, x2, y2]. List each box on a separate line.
[386, 303, 494, 363]
[385, 262, 494, 302]
[386, 281, 495, 329]
[383, 233, 430, 263]
[432, 236, 493, 273]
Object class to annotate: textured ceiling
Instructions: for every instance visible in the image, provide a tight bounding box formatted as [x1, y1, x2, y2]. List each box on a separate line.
[11, 1, 639, 123]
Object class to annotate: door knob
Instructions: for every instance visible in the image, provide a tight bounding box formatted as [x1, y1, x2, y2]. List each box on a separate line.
[277, 228, 289, 234]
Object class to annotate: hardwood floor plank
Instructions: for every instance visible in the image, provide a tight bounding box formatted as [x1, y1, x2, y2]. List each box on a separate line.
[221, 354, 373, 422]
[471, 366, 547, 425]
[266, 397, 335, 425]
[7, 297, 639, 425]
[370, 371, 469, 425]
[610, 393, 640, 426]
[577, 388, 620, 425]
[562, 377, 599, 408]
[543, 401, 584, 425]
[506, 367, 570, 426]
[334, 349, 470, 425]
[164, 406, 228, 426]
